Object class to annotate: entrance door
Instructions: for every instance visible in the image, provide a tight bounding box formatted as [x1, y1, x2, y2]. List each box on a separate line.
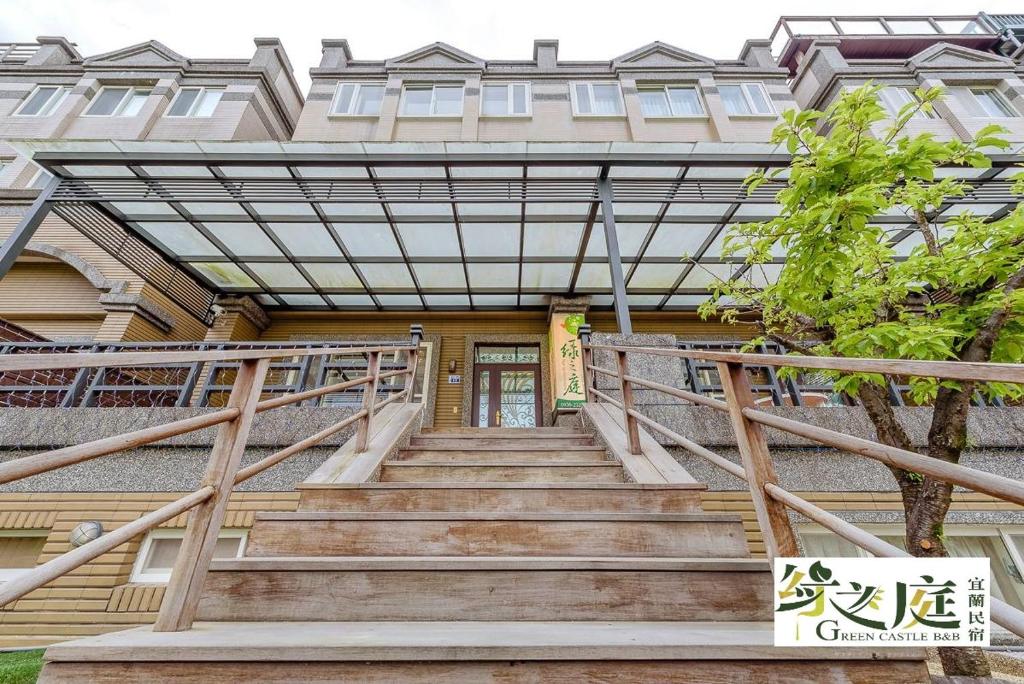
[472, 345, 541, 428]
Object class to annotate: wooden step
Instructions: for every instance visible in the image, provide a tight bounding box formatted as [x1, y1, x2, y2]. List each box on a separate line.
[419, 427, 583, 436]
[378, 462, 625, 483]
[409, 436, 595, 449]
[245, 511, 750, 557]
[40, 621, 929, 683]
[393, 448, 610, 464]
[296, 482, 705, 513]
[197, 557, 772, 622]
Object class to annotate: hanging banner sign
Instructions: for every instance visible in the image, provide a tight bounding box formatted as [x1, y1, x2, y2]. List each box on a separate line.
[550, 312, 586, 409]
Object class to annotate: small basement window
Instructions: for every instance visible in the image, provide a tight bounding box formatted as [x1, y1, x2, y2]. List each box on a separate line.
[0, 531, 47, 582]
[130, 528, 246, 583]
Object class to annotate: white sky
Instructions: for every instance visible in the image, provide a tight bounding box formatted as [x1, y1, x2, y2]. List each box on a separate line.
[3, 0, 1024, 92]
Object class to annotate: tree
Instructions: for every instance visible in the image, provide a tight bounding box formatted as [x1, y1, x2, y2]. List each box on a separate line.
[697, 83, 1024, 677]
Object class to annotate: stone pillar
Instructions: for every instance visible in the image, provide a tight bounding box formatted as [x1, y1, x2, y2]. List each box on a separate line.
[204, 296, 269, 342]
[590, 332, 685, 411]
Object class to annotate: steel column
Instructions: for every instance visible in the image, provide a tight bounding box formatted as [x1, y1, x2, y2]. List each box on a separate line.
[598, 174, 632, 335]
[0, 176, 61, 280]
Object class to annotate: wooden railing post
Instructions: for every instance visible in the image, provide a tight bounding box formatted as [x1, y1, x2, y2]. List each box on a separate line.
[153, 357, 269, 632]
[354, 351, 381, 452]
[617, 350, 641, 455]
[578, 324, 594, 401]
[717, 361, 799, 560]
[404, 324, 423, 404]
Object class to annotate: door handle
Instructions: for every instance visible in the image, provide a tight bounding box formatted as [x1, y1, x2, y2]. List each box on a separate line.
[495, 409, 501, 427]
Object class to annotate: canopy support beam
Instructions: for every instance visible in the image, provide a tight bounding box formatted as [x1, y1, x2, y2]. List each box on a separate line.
[598, 172, 632, 335]
[0, 176, 61, 280]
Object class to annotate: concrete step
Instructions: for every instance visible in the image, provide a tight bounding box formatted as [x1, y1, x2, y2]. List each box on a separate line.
[40, 621, 929, 683]
[378, 462, 625, 483]
[408, 436, 595, 449]
[393, 448, 610, 464]
[245, 511, 750, 557]
[296, 482, 705, 513]
[198, 556, 772, 622]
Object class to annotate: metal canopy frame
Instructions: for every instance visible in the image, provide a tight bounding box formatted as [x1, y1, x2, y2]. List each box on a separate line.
[6, 148, 1023, 327]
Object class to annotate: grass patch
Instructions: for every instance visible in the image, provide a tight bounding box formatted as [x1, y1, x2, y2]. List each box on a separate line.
[0, 649, 44, 683]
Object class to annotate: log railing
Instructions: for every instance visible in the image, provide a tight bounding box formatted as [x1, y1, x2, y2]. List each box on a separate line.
[0, 324, 424, 632]
[578, 325, 1024, 638]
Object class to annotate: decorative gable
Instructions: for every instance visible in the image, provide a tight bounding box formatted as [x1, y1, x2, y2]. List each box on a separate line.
[908, 43, 1014, 69]
[613, 42, 714, 69]
[386, 42, 484, 70]
[83, 40, 188, 67]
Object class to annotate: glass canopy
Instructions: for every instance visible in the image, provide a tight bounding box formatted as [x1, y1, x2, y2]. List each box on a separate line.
[24, 140, 1024, 315]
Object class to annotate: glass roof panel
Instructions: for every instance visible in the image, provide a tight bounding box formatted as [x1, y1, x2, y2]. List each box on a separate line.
[457, 203, 521, 219]
[255, 294, 278, 305]
[217, 166, 294, 178]
[461, 223, 520, 257]
[467, 263, 519, 288]
[606, 203, 663, 220]
[110, 202, 180, 218]
[333, 223, 401, 257]
[665, 294, 711, 307]
[627, 294, 664, 306]
[644, 223, 716, 258]
[678, 263, 736, 288]
[733, 203, 782, 219]
[425, 294, 471, 306]
[449, 166, 521, 178]
[372, 166, 447, 178]
[328, 293, 376, 306]
[518, 294, 550, 306]
[250, 203, 317, 219]
[703, 229, 787, 258]
[269, 223, 343, 257]
[294, 166, 370, 178]
[388, 203, 454, 218]
[575, 263, 612, 289]
[608, 165, 682, 179]
[585, 223, 651, 258]
[139, 166, 215, 177]
[356, 263, 416, 289]
[525, 203, 591, 220]
[665, 203, 733, 219]
[191, 262, 258, 289]
[520, 262, 573, 289]
[137, 222, 222, 257]
[628, 263, 686, 289]
[940, 203, 1008, 218]
[742, 263, 784, 288]
[412, 263, 468, 289]
[302, 263, 363, 289]
[246, 262, 311, 288]
[179, 202, 249, 218]
[280, 294, 327, 306]
[396, 223, 461, 257]
[63, 165, 136, 177]
[203, 223, 283, 257]
[472, 294, 518, 305]
[685, 166, 756, 179]
[376, 294, 423, 307]
[522, 223, 585, 257]
[527, 165, 600, 178]
[321, 203, 387, 219]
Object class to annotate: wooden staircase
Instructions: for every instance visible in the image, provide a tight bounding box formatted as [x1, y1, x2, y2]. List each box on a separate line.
[41, 426, 928, 683]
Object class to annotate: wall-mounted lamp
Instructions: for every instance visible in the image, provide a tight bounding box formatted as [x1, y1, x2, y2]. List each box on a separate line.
[448, 359, 457, 373]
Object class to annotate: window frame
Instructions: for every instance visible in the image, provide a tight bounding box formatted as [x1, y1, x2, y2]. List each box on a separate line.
[878, 86, 936, 120]
[164, 86, 225, 118]
[480, 82, 532, 118]
[570, 82, 626, 118]
[329, 82, 387, 118]
[637, 84, 707, 119]
[398, 84, 465, 118]
[968, 87, 1018, 118]
[13, 85, 70, 117]
[129, 528, 247, 583]
[82, 86, 152, 118]
[718, 82, 776, 117]
[0, 529, 48, 583]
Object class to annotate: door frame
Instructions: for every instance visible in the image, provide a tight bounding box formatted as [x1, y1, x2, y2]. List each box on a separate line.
[460, 335, 552, 427]
[471, 362, 543, 428]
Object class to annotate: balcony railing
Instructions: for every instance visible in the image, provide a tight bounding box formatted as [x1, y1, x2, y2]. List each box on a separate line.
[0, 43, 39, 64]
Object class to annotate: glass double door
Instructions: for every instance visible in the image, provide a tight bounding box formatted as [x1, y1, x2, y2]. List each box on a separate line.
[473, 364, 541, 428]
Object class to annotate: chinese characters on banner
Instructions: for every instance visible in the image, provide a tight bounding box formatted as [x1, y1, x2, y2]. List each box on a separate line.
[549, 313, 586, 409]
[774, 557, 990, 646]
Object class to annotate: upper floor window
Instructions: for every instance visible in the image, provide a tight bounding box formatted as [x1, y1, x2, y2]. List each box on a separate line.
[638, 86, 705, 118]
[719, 83, 774, 116]
[331, 83, 385, 116]
[481, 83, 531, 117]
[84, 86, 151, 117]
[878, 87, 935, 120]
[571, 83, 624, 116]
[13, 85, 69, 117]
[969, 88, 1017, 118]
[166, 87, 224, 118]
[400, 84, 464, 117]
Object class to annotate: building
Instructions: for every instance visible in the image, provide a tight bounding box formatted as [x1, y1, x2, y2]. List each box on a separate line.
[0, 13, 1022, 660]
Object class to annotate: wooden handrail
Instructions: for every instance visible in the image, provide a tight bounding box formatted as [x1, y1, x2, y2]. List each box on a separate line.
[254, 375, 371, 412]
[584, 363, 619, 379]
[622, 374, 729, 411]
[0, 486, 214, 607]
[628, 408, 747, 481]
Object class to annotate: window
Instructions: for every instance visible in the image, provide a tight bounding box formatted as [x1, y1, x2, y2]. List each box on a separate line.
[166, 87, 224, 118]
[800, 524, 1024, 611]
[13, 85, 69, 117]
[571, 82, 624, 116]
[481, 83, 530, 116]
[719, 83, 775, 116]
[638, 86, 705, 117]
[400, 85, 464, 116]
[330, 83, 385, 116]
[0, 531, 47, 582]
[130, 528, 246, 583]
[84, 87, 151, 117]
[878, 87, 935, 119]
[969, 88, 1017, 118]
